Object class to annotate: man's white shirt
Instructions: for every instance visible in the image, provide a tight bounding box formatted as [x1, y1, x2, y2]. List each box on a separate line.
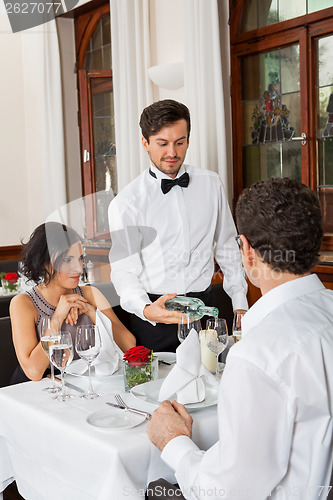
[161, 274, 333, 499]
[108, 164, 248, 321]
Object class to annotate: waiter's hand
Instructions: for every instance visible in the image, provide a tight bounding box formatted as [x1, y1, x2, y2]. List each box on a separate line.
[147, 400, 193, 451]
[143, 293, 186, 324]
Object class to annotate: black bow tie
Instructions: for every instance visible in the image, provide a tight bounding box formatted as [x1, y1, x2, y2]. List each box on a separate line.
[160, 172, 190, 194]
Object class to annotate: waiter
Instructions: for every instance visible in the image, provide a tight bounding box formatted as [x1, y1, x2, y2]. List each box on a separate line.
[108, 99, 247, 352]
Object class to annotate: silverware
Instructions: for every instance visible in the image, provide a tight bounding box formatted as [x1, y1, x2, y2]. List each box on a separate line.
[115, 394, 151, 420]
[65, 380, 85, 394]
[106, 396, 151, 420]
[53, 376, 85, 394]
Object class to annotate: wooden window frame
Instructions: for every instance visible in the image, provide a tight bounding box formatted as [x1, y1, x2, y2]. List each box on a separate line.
[229, 0, 333, 260]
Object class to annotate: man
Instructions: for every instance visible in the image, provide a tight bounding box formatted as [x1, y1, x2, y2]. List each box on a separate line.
[108, 100, 247, 352]
[147, 177, 333, 499]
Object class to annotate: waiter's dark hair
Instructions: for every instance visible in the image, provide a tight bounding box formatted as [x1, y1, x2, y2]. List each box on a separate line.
[140, 99, 191, 142]
[21, 222, 81, 285]
[235, 177, 323, 274]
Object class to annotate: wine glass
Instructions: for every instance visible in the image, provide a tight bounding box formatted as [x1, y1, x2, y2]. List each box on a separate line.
[49, 332, 74, 401]
[75, 325, 102, 399]
[177, 316, 202, 343]
[40, 317, 61, 393]
[232, 312, 245, 343]
[17, 260, 24, 291]
[205, 318, 228, 376]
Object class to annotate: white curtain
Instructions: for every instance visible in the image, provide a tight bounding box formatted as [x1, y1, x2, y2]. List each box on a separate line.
[184, 0, 230, 199]
[21, 20, 67, 223]
[110, 0, 153, 190]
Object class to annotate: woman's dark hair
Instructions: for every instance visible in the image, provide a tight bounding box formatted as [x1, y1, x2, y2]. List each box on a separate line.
[139, 99, 191, 142]
[235, 177, 323, 275]
[21, 222, 81, 285]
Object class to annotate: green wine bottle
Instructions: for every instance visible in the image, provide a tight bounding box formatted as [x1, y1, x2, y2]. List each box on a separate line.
[164, 295, 219, 321]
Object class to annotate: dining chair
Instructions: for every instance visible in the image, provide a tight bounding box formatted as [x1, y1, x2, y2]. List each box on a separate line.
[0, 316, 18, 387]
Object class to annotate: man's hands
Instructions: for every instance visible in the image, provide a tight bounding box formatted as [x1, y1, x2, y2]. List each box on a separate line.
[147, 400, 193, 451]
[143, 293, 186, 324]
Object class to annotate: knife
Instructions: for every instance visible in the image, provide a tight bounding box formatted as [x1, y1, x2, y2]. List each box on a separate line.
[53, 376, 85, 394]
[106, 402, 151, 420]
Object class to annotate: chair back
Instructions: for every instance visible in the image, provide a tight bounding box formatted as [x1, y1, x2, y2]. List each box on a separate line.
[0, 316, 18, 387]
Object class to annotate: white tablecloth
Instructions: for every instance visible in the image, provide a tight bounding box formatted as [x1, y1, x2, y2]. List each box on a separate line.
[0, 365, 218, 500]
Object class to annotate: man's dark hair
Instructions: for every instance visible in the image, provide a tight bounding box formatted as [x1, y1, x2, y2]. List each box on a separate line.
[139, 99, 191, 142]
[235, 177, 323, 274]
[21, 222, 81, 285]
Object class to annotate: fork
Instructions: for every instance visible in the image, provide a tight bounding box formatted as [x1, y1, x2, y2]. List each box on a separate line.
[114, 393, 151, 420]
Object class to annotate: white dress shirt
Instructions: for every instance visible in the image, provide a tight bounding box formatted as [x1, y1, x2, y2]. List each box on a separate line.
[108, 164, 248, 320]
[161, 274, 333, 499]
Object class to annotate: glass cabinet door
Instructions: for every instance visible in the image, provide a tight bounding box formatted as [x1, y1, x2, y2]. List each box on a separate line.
[241, 44, 302, 188]
[230, 1, 333, 255]
[316, 34, 333, 236]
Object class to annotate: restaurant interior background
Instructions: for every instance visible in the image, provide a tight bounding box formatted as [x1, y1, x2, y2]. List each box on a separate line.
[1, 0, 333, 304]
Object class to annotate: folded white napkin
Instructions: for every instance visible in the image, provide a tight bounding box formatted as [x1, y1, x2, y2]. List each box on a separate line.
[66, 309, 123, 376]
[158, 329, 218, 404]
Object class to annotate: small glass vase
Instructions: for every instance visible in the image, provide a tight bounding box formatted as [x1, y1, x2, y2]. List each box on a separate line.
[2, 279, 19, 295]
[123, 356, 158, 392]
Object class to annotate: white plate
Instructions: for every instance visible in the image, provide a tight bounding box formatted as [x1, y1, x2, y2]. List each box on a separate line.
[87, 407, 146, 430]
[130, 377, 219, 410]
[0, 289, 18, 298]
[155, 352, 176, 364]
[66, 360, 123, 378]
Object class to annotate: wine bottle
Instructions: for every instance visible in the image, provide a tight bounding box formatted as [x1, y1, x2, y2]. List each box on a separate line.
[164, 295, 219, 321]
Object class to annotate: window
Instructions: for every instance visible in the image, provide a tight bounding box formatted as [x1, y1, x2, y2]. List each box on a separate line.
[75, 3, 115, 240]
[229, 0, 333, 259]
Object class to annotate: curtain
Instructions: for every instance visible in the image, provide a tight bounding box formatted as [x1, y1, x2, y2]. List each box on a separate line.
[110, 0, 153, 190]
[184, 0, 230, 200]
[21, 20, 67, 224]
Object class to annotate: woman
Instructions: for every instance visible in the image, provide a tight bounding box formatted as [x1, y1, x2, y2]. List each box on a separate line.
[10, 222, 136, 383]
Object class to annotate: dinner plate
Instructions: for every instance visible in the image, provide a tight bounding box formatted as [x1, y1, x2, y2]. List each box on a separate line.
[130, 377, 219, 410]
[86, 407, 146, 430]
[155, 352, 176, 364]
[66, 360, 123, 378]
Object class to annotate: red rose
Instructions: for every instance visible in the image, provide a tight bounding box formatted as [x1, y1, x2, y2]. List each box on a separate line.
[4, 272, 18, 284]
[123, 346, 152, 365]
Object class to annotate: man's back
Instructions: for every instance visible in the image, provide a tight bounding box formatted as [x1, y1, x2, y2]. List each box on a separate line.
[223, 274, 333, 497]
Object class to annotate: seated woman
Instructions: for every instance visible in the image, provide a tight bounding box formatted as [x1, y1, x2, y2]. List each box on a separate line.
[10, 222, 136, 383]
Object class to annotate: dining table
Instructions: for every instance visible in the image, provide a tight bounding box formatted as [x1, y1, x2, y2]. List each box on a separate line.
[0, 360, 219, 500]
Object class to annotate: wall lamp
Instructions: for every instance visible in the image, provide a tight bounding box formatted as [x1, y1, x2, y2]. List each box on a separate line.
[148, 62, 184, 90]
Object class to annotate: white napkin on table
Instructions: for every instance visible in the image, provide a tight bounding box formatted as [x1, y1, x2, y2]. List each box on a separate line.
[158, 329, 218, 404]
[66, 309, 123, 376]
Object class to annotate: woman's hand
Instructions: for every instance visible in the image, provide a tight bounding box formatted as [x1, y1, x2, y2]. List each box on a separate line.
[63, 297, 97, 326]
[53, 293, 89, 326]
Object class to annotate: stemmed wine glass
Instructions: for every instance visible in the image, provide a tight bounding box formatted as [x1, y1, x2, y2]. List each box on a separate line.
[49, 331, 74, 401]
[177, 316, 202, 343]
[205, 318, 228, 377]
[232, 311, 245, 343]
[40, 317, 61, 393]
[75, 325, 102, 399]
